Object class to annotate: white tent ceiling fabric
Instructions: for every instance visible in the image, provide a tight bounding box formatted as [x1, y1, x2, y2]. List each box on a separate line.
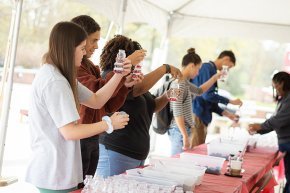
[82, 0, 290, 42]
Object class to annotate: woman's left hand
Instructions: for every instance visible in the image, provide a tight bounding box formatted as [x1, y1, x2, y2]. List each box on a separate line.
[182, 135, 190, 151]
[121, 58, 132, 76]
[248, 123, 261, 134]
[127, 49, 147, 65]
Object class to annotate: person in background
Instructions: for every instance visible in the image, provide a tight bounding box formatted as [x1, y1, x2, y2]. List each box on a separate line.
[190, 50, 242, 147]
[71, 15, 145, 181]
[248, 71, 290, 193]
[96, 35, 182, 177]
[168, 48, 221, 156]
[25, 22, 130, 193]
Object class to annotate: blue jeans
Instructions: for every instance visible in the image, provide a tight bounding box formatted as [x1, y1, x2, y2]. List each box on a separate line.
[279, 142, 290, 193]
[168, 127, 191, 156]
[96, 144, 145, 178]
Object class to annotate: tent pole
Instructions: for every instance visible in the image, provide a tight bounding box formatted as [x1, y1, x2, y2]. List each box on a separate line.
[117, 0, 127, 34]
[0, 1, 16, 104]
[160, 13, 173, 65]
[105, 21, 114, 42]
[0, 0, 23, 186]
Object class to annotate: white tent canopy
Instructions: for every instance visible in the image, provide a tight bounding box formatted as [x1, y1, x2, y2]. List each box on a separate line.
[83, 0, 290, 42]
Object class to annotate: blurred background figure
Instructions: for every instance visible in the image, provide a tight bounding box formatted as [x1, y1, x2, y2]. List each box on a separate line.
[168, 48, 221, 156]
[191, 50, 243, 147]
[248, 71, 290, 193]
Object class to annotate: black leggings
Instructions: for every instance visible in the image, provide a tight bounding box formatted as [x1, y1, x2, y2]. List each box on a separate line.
[279, 143, 290, 193]
[80, 138, 99, 179]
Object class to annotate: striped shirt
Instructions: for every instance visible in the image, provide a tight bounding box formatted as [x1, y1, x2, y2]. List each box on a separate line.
[169, 80, 202, 128]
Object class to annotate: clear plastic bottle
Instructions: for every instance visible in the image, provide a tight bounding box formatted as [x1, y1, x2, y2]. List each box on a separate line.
[81, 175, 93, 193]
[237, 150, 243, 161]
[220, 65, 229, 82]
[114, 49, 126, 73]
[174, 186, 184, 193]
[169, 79, 180, 101]
[132, 62, 142, 79]
[234, 108, 241, 123]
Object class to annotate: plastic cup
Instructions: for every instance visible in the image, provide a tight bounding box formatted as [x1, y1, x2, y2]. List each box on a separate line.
[169, 80, 180, 102]
[220, 65, 229, 82]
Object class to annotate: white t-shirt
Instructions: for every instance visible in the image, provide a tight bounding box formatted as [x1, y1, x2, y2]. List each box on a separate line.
[25, 64, 93, 190]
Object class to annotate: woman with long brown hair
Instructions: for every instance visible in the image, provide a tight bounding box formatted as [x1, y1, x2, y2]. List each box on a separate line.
[25, 22, 130, 193]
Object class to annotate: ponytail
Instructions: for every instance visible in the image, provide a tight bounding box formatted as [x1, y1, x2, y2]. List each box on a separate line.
[181, 47, 201, 67]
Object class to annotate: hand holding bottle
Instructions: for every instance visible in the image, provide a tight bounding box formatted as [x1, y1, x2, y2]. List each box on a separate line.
[124, 73, 144, 88]
[219, 65, 229, 82]
[214, 71, 222, 81]
[110, 112, 129, 130]
[167, 65, 182, 79]
[114, 49, 127, 74]
[132, 62, 142, 80]
[248, 123, 261, 135]
[127, 49, 147, 65]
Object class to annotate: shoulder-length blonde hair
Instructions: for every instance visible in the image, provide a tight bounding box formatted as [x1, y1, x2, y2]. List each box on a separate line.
[43, 21, 87, 110]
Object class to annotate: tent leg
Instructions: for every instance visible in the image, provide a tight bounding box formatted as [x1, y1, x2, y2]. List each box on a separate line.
[117, 0, 128, 34]
[0, 176, 18, 187]
[0, 0, 23, 184]
[105, 21, 114, 41]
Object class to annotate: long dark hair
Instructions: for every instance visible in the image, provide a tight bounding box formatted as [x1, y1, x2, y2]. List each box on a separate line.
[100, 35, 136, 71]
[182, 48, 202, 67]
[272, 71, 290, 101]
[43, 21, 87, 109]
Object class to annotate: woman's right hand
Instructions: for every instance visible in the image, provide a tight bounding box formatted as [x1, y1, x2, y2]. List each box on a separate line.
[168, 65, 182, 80]
[110, 112, 130, 130]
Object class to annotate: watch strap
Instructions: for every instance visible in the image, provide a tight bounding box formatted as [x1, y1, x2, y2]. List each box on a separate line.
[163, 64, 171, 74]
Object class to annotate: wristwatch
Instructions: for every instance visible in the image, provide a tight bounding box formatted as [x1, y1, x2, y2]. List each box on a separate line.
[102, 116, 114, 134]
[163, 64, 171, 74]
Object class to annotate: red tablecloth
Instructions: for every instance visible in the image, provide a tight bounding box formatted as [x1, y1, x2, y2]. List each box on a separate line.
[70, 144, 283, 193]
[186, 144, 280, 193]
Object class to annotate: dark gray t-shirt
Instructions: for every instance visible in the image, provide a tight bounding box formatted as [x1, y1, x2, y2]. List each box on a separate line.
[260, 92, 290, 144]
